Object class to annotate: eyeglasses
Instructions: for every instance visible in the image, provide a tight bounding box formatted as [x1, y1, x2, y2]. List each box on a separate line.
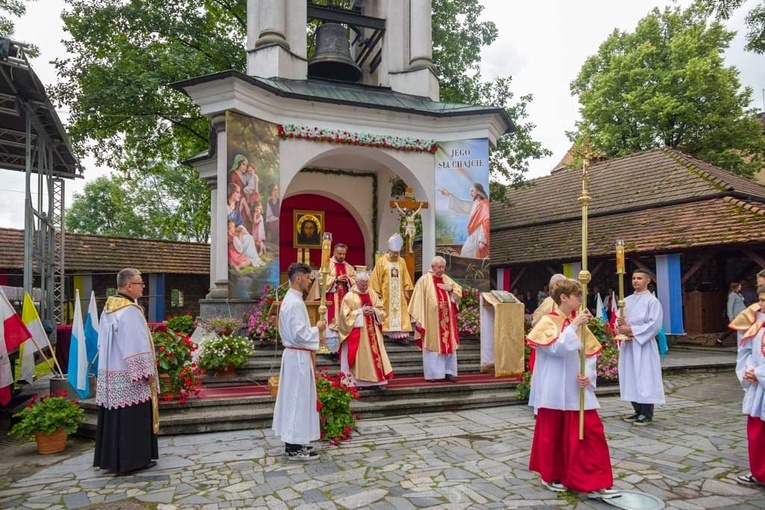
[128, 281, 146, 287]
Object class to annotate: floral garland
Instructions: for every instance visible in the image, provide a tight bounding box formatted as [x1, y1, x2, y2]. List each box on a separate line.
[278, 124, 437, 154]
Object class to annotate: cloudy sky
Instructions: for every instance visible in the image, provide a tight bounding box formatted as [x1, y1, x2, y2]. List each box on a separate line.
[0, 0, 763, 229]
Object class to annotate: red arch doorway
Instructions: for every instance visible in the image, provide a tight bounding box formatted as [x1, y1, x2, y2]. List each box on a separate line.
[279, 194, 366, 278]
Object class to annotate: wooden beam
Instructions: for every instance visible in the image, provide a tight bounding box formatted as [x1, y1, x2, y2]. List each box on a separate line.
[590, 260, 605, 277]
[510, 267, 527, 290]
[743, 249, 765, 270]
[632, 259, 650, 271]
[681, 254, 713, 285]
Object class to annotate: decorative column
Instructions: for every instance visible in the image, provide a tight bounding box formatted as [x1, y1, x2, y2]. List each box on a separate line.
[207, 115, 230, 299]
[246, 0, 306, 79]
[409, 0, 435, 70]
[255, 0, 288, 49]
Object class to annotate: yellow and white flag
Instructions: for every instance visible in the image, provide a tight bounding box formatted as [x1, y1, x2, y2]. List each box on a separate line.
[20, 292, 53, 383]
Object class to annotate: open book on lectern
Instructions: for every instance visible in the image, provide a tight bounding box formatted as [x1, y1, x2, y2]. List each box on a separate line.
[490, 290, 517, 303]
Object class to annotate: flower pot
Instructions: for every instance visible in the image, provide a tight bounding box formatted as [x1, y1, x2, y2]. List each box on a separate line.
[214, 365, 237, 378]
[34, 428, 67, 455]
[50, 374, 96, 400]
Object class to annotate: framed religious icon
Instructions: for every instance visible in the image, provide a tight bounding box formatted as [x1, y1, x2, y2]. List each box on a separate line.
[293, 210, 324, 248]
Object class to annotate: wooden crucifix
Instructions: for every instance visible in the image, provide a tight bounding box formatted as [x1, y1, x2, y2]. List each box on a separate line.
[389, 188, 429, 282]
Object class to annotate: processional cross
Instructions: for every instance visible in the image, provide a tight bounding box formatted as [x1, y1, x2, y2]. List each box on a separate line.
[389, 188, 428, 282]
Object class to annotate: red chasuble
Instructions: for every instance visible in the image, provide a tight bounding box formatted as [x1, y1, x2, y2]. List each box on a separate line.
[432, 276, 459, 354]
[345, 292, 391, 381]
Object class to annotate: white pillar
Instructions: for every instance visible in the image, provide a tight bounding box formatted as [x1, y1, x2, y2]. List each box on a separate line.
[409, 0, 434, 70]
[255, 0, 288, 49]
[208, 115, 230, 299]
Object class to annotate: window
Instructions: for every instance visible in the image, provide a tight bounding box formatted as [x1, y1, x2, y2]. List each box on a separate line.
[171, 289, 184, 307]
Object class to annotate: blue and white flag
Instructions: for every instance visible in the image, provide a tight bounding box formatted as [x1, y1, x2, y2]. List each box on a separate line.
[84, 291, 99, 376]
[67, 289, 89, 399]
[596, 292, 607, 321]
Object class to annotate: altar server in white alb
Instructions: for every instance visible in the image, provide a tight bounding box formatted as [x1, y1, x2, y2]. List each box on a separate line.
[617, 268, 665, 425]
[272, 263, 326, 461]
[728, 285, 765, 487]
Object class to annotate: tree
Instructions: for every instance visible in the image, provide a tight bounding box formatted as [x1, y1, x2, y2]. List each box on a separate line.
[55, 0, 548, 240]
[0, 0, 27, 35]
[699, 0, 765, 53]
[67, 171, 210, 242]
[570, 3, 765, 176]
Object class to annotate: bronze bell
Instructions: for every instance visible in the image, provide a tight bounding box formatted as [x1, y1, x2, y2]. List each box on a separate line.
[308, 23, 362, 82]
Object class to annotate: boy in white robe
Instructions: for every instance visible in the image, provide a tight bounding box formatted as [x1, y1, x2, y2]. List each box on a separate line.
[272, 263, 326, 461]
[729, 286, 765, 486]
[617, 268, 665, 425]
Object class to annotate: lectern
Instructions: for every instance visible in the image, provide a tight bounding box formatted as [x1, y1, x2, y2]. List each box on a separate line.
[479, 291, 525, 377]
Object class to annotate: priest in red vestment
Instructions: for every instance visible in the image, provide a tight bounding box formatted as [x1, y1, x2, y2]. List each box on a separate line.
[307, 243, 356, 354]
[337, 271, 393, 391]
[408, 256, 463, 382]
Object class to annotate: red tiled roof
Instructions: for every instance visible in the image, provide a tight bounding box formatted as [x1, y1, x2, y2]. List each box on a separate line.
[0, 228, 210, 274]
[493, 147, 765, 230]
[491, 196, 765, 265]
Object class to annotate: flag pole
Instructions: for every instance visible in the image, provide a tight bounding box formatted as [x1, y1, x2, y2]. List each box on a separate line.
[24, 332, 64, 377]
[614, 240, 628, 344]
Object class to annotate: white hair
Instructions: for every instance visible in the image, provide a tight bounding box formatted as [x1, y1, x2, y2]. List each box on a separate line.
[431, 256, 446, 267]
[356, 271, 370, 282]
[549, 273, 566, 287]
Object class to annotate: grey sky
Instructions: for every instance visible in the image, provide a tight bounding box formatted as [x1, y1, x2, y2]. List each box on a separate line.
[0, 0, 763, 229]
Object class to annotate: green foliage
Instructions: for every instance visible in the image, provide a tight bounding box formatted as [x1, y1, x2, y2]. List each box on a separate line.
[245, 283, 288, 343]
[316, 372, 358, 444]
[198, 316, 244, 336]
[153, 330, 195, 374]
[0, 0, 28, 36]
[54, 0, 549, 231]
[588, 317, 619, 381]
[457, 286, 480, 336]
[699, 0, 765, 53]
[9, 393, 84, 441]
[197, 334, 253, 371]
[570, 3, 765, 176]
[515, 370, 532, 402]
[165, 313, 196, 336]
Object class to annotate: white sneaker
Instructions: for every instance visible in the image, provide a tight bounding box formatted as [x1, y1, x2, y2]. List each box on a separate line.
[541, 480, 566, 492]
[286, 448, 319, 462]
[585, 488, 621, 499]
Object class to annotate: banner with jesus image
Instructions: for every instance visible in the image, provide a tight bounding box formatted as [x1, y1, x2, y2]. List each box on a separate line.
[434, 139, 490, 292]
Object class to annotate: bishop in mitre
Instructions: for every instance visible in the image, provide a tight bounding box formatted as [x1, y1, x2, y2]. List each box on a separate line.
[307, 243, 356, 353]
[370, 233, 414, 342]
[337, 271, 393, 390]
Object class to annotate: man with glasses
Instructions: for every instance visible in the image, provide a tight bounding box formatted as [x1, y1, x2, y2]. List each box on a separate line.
[93, 268, 159, 474]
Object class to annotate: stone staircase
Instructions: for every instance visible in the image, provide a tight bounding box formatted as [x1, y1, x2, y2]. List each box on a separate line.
[76, 339, 736, 437]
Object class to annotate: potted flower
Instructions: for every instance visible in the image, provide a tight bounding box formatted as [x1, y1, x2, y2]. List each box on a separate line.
[197, 334, 254, 376]
[316, 371, 359, 445]
[153, 330, 203, 402]
[198, 316, 245, 337]
[9, 391, 85, 454]
[245, 283, 289, 344]
[165, 313, 196, 335]
[457, 286, 480, 337]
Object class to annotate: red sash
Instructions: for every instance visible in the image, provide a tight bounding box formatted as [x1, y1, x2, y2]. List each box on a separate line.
[433, 276, 459, 354]
[346, 293, 390, 381]
[327, 262, 349, 325]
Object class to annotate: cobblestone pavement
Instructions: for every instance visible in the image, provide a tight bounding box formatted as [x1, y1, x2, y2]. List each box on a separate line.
[1, 370, 764, 510]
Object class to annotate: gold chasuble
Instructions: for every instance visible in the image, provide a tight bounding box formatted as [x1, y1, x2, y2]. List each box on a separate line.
[408, 272, 463, 354]
[337, 289, 393, 383]
[370, 253, 413, 333]
[102, 296, 160, 434]
[526, 312, 602, 357]
[307, 258, 356, 332]
[729, 303, 765, 355]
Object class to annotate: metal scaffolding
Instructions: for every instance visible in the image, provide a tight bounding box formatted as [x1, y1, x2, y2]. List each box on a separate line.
[0, 37, 81, 325]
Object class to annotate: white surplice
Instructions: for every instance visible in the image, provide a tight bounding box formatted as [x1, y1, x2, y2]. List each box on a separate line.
[618, 291, 665, 404]
[736, 313, 765, 420]
[528, 321, 600, 411]
[272, 289, 320, 445]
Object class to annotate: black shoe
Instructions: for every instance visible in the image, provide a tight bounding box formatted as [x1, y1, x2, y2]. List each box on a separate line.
[736, 473, 764, 486]
[623, 413, 640, 423]
[634, 415, 652, 426]
[287, 448, 320, 462]
[445, 374, 458, 383]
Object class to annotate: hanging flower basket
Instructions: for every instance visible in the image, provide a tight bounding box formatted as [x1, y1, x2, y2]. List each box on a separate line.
[34, 428, 68, 455]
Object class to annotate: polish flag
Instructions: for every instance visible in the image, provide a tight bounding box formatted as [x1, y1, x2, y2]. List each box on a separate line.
[0, 290, 32, 405]
[608, 291, 619, 333]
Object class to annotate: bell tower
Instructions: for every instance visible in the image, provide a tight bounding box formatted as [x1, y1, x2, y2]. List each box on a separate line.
[246, 0, 439, 101]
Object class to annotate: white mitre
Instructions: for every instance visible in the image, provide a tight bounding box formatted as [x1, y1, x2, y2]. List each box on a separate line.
[388, 233, 404, 252]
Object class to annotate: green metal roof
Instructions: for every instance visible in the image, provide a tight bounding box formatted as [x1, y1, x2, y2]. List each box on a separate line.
[172, 70, 515, 133]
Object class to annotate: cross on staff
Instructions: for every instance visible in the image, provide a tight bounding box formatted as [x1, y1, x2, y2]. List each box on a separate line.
[389, 188, 428, 282]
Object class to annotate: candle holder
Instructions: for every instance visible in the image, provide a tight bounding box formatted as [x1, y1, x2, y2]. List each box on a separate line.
[318, 232, 332, 347]
[614, 239, 628, 342]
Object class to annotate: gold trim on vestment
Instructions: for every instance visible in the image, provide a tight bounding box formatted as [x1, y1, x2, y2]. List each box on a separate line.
[526, 313, 602, 357]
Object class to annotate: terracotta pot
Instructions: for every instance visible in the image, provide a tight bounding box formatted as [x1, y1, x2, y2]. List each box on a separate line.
[214, 365, 237, 378]
[35, 428, 67, 455]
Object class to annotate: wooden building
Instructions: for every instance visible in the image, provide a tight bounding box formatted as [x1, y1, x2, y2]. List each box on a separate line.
[490, 148, 765, 337]
[0, 228, 210, 321]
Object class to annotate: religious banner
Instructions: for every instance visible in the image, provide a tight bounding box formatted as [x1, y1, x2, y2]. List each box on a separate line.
[434, 139, 490, 292]
[226, 112, 281, 299]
